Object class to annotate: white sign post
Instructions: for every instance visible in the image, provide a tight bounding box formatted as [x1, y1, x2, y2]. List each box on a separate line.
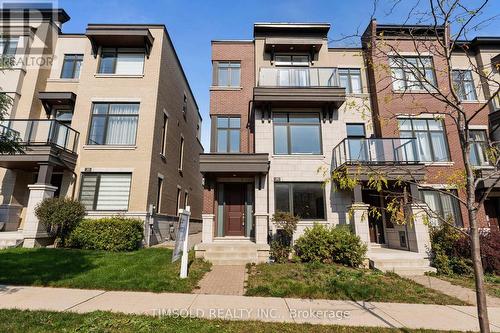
[172, 206, 190, 279]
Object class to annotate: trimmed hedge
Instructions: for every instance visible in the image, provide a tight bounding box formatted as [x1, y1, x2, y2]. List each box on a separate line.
[68, 217, 144, 252]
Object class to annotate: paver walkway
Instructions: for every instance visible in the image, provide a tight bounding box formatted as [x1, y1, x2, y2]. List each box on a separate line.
[408, 275, 500, 307]
[1, 284, 500, 331]
[195, 265, 246, 295]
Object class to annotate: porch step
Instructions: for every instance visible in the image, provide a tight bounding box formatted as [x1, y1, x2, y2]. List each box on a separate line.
[195, 242, 270, 265]
[0, 232, 24, 249]
[368, 248, 436, 276]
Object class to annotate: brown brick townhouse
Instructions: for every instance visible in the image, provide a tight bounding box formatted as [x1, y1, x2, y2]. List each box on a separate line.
[196, 22, 499, 274]
[0, 7, 203, 247]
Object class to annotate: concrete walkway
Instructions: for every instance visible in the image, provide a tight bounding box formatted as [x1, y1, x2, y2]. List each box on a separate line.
[195, 265, 246, 296]
[1, 285, 500, 331]
[408, 275, 500, 307]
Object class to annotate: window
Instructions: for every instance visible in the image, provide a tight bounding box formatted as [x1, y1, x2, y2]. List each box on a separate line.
[452, 70, 477, 101]
[389, 56, 436, 91]
[470, 130, 489, 166]
[213, 61, 240, 87]
[273, 113, 321, 155]
[178, 136, 184, 171]
[0, 37, 18, 57]
[161, 113, 168, 156]
[421, 189, 463, 227]
[216, 116, 240, 153]
[339, 68, 362, 93]
[399, 118, 450, 162]
[184, 192, 189, 209]
[176, 188, 182, 215]
[275, 182, 325, 220]
[60, 54, 83, 79]
[274, 55, 310, 66]
[182, 93, 187, 117]
[79, 173, 132, 211]
[156, 177, 163, 212]
[88, 103, 139, 145]
[346, 123, 367, 161]
[98, 48, 145, 75]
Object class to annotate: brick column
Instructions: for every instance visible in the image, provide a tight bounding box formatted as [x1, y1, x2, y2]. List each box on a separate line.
[201, 214, 214, 243]
[407, 203, 431, 254]
[348, 203, 371, 252]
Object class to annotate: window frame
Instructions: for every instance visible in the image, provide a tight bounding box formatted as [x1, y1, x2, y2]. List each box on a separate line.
[274, 54, 310, 67]
[273, 112, 323, 155]
[87, 102, 140, 146]
[182, 93, 187, 118]
[274, 182, 326, 221]
[178, 136, 185, 172]
[79, 172, 132, 211]
[389, 56, 437, 92]
[97, 47, 145, 75]
[156, 176, 163, 213]
[213, 61, 241, 87]
[338, 68, 363, 94]
[176, 187, 182, 216]
[452, 69, 478, 101]
[469, 129, 490, 166]
[160, 113, 168, 157]
[215, 116, 241, 153]
[0, 37, 18, 57]
[420, 189, 463, 227]
[398, 118, 451, 162]
[60, 54, 83, 79]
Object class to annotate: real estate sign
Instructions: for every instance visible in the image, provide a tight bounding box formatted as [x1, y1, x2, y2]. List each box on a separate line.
[172, 207, 190, 278]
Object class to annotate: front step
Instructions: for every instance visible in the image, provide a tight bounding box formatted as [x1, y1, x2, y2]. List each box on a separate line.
[0, 232, 24, 249]
[368, 248, 436, 276]
[195, 242, 270, 265]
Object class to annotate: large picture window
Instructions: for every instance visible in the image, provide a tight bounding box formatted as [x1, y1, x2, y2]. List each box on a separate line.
[389, 56, 436, 92]
[79, 173, 132, 211]
[98, 48, 145, 75]
[88, 103, 139, 145]
[275, 182, 325, 220]
[452, 70, 477, 101]
[213, 61, 240, 87]
[421, 189, 463, 227]
[399, 118, 450, 162]
[273, 113, 321, 155]
[216, 116, 240, 153]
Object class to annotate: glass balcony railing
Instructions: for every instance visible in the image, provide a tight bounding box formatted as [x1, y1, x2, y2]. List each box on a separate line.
[332, 138, 420, 169]
[0, 119, 79, 153]
[258, 67, 339, 87]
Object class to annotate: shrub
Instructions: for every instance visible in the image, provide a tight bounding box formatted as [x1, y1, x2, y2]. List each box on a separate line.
[68, 217, 144, 251]
[35, 198, 85, 247]
[294, 224, 367, 267]
[270, 212, 298, 263]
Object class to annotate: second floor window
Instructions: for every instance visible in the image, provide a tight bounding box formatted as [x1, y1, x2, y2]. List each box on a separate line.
[216, 116, 240, 153]
[339, 68, 362, 93]
[274, 55, 309, 66]
[452, 70, 477, 101]
[274, 113, 321, 155]
[390, 56, 436, 92]
[98, 48, 145, 75]
[88, 103, 139, 145]
[399, 118, 450, 162]
[213, 61, 240, 87]
[0, 38, 18, 57]
[470, 130, 489, 166]
[60, 54, 83, 79]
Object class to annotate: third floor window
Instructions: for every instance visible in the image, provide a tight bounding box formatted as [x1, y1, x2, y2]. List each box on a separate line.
[469, 130, 489, 167]
[98, 48, 145, 75]
[274, 113, 322, 155]
[213, 61, 240, 87]
[216, 116, 240, 153]
[88, 103, 139, 145]
[274, 55, 309, 66]
[0, 38, 18, 57]
[389, 56, 436, 92]
[339, 68, 362, 94]
[60, 54, 83, 79]
[452, 70, 477, 101]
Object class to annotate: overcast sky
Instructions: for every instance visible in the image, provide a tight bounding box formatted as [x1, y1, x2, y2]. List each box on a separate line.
[56, 0, 499, 150]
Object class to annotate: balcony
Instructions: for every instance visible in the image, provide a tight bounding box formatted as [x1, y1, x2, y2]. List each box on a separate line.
[0, 119, 79, 170]
[332, 138, 425, 181]
[253, 67, 346, 108]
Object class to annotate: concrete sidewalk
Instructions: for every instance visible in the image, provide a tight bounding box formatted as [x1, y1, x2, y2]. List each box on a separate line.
[1, 285, 499, 332]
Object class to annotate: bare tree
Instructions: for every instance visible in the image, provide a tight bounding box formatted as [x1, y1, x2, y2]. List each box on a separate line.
[328, 1, 499, 332]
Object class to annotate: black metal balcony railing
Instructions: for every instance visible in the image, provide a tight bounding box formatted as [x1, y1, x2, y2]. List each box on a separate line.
[258, 67, 339, 87]
[0, 119, 79, 153]
[332, 138, 420, 169]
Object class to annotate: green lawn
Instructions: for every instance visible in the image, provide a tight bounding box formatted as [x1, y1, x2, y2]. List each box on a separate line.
[433, 274, 500, 298]
[0, 309, 463, 333]
[0, 247, 210, 293]
[246, 262, 466, 305]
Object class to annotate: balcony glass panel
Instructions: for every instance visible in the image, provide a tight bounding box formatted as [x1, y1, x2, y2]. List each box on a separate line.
[258, 67, 339, 87]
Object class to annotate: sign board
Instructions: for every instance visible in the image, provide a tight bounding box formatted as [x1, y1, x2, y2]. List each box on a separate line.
[172, 207, 190, 279]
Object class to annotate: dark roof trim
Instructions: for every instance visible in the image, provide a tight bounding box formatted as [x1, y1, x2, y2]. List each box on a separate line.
[211, 40, 253, 44]
[0, 8, 70, 24]
[200, 153, 269, 174]
[38, 92, 77, 113]
[85, 25, 154, 57]
[456, 37, 500, 50]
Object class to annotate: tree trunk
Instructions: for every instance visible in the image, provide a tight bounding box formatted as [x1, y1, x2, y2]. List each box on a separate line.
[469, 208, 490, 333]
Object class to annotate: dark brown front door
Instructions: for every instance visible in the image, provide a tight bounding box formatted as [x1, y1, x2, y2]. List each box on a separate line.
[224, 183, 245, 236]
